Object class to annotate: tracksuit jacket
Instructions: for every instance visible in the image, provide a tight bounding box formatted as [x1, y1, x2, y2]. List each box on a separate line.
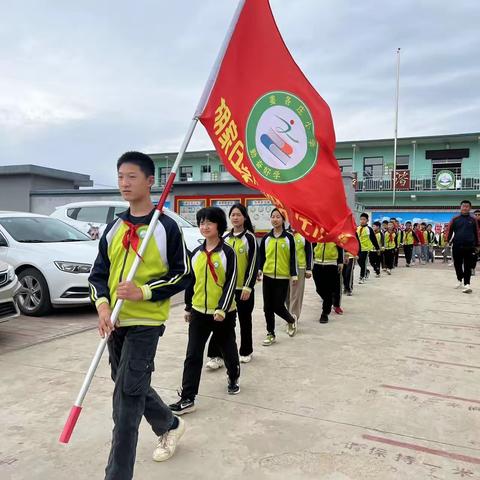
[258, 229, 298, 280]
[88, 209, 191, 327]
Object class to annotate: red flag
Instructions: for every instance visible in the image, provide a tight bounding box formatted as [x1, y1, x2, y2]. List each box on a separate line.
[199, 0, 358, 254]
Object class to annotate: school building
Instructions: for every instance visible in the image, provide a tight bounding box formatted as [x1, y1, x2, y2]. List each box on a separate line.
[150, 131, 480, 231]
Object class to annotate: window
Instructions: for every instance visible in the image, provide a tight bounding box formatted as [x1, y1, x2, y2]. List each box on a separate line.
[363, 157, 384, 178]
[337, 158, 353, 173]
[201, 165, 211, 173]
[66, 208, 78, 219]
[180, 166, 193, 182]
[158, 167, 169, 185]
[76, 206, 110, 223]
[396, 155, 409, 171]
[219, 165, 226, 173]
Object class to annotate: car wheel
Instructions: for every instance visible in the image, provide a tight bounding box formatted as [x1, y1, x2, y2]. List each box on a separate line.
[16, 268, 52, 316]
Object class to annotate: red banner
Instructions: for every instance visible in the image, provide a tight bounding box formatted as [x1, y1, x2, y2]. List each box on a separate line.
[394, 170, 410, 191]
[199, 0, 358, 254]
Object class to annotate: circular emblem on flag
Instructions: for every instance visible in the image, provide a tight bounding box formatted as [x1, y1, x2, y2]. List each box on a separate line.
[246, 91, 318, 184]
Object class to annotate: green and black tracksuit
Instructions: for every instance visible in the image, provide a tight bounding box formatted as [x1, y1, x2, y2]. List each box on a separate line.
[384, 231, 398, 269]
[181, 239, 240, 400]
[356, 224, 380, 279]
[258, 229, 297, 335]
[312, 242, 344, 315]
[88, 208, 191, 480]
[402, 229, 417, 265]
[208, 229, 258, 358]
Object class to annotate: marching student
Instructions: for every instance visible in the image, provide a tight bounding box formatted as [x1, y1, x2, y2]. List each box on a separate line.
[170, 207, 240, 416]
[356, 213, 380, 283]
[88, 152, 191, 478]
[258, 208, 298, 346]
[420, 222, 429, 264]
[402, 221, 416, 267]
[438, 226, 450, 264]
[381, 220, 389, 270]
[370, 221, 384, 277]
[390, 218, 401, 268]
[384, 221, 398, 274]
[342, 252, 356, 296]
[412, 223, 424, 265]
[206, 203, 258, 367]
[312, 241, 344, 323]
[287, 228, 313, 321]
[426, 224, 437, 263]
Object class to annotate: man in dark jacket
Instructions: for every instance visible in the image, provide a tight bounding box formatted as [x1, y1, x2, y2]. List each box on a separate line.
[447, 200, 479, 293]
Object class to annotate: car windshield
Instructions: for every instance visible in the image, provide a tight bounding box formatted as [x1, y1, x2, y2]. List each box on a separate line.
[0, 217, 91, 243]
[164, 210, 195, 228]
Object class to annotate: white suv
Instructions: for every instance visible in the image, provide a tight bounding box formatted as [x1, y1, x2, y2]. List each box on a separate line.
[50, 201, 204, 252]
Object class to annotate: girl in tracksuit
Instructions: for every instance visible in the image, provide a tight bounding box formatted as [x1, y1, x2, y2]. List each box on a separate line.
[312, 241, 344, 323]
[258, 208, 298, 346]
[287, 228, 313, 321]
[170, 207, 240, 416]
[384, 221, 398, 273]
[206, 203, 258, 365]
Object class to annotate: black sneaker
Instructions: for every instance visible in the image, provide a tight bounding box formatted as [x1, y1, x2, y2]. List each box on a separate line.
[319, 314, 329, 324]
[227, 379, 240, 395]
[169, 398, 196, 415]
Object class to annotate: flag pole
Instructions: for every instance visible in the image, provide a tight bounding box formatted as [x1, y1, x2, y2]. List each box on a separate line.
[59, 0, 247, 444]
[392, 47, 401, 206]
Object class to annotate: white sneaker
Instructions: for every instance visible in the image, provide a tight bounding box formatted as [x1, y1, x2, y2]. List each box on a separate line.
[455, 282, 463, 289]
[287, 314, 298, 337]
[205, 357, 224, 370]
[386, 269, 392, 275]
[359, 278, 365, 284]
[463, 284, 472, 294]
[152, 417, 185, 462]
[239, 354, 252, 363]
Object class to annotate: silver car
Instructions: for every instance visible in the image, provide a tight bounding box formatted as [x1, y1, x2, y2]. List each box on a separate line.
[0, 261, 20, 322]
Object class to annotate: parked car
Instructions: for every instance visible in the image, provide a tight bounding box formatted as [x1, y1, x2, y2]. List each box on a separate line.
[0, 261, 20, 322]
[0, 212, 99, 316]
[50, 201, 204, 251]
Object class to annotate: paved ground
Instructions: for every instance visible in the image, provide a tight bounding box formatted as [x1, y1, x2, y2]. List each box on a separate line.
[1, 262, 479, 480]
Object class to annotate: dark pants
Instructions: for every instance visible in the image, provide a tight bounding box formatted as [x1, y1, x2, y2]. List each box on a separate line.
[404, 244, 413, 265]
[263, 275, 295, 335]
[181, 310, 240, 400]
[453, 245, 476, 285]
[384, 249, 395, 269]
[105, 325, 174, 480]
[358, 251, 369, 279]
[369, 251, 381, 274]
[332, 267, 342, 308]
[342, 258, 355, 293]
[207, 289, 255, 357]
[394, 248, 399, 267]
[313, 264, 338, 315]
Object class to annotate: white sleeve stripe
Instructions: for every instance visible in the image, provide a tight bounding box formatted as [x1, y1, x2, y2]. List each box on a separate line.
[221, 248, 237, 312]
[244, 232, 257, 287]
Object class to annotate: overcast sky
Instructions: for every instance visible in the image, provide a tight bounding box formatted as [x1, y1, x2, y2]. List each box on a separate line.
[1, 0, 479, 187]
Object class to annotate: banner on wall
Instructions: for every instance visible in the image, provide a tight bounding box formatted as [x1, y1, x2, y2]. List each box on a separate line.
[372, 211, 456, 231]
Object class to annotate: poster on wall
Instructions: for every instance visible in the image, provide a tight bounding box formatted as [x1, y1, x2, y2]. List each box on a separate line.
[210, 199, 241, 219]
[176, 199, 207, 225]
[246, 198, 275, 232]
[372, 211, 456, 232]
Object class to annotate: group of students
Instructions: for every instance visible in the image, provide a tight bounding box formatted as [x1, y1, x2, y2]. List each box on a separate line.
[87, 152, 479, 480]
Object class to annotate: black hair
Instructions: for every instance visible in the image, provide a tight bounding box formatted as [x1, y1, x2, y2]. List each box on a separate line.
[381, 220, 388, 224]
[427, 223, 432, 228]
[117, 151, 155, 178]
[360, 213, 369, 220]
[413, 223, 418, 228]
[196, 207, 228, 236]
[373, 221, 381, 227]
[405, 221, 412, 225]
[229, 203, 255, 233]
[270, 208, 286, 228]
[421, 222, 427, 227]
[474, 209, 480, 214]
[461, 200, 472, 206]
[390, 217, 397, 222]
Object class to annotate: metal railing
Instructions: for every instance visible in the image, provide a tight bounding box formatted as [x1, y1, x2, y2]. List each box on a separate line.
[357, 174, 480, 192]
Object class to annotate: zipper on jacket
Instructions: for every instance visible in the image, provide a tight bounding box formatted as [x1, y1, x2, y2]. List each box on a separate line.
[274, 239, 278, 279]
[119, 247, 130, 283]
[204, 258, 208, 313]
[322, 244, 326, 263]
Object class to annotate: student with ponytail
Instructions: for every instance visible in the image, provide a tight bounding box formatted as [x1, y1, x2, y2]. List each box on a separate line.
[258, 208, 298, 346]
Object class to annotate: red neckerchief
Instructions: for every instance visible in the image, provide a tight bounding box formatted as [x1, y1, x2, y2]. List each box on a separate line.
[122, 221, 144, 260]
[388, 232, 394, 243]
[204, 248, 221, 287]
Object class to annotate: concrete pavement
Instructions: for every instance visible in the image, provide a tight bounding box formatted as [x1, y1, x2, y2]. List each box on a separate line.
[1, 263, 479, 479]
